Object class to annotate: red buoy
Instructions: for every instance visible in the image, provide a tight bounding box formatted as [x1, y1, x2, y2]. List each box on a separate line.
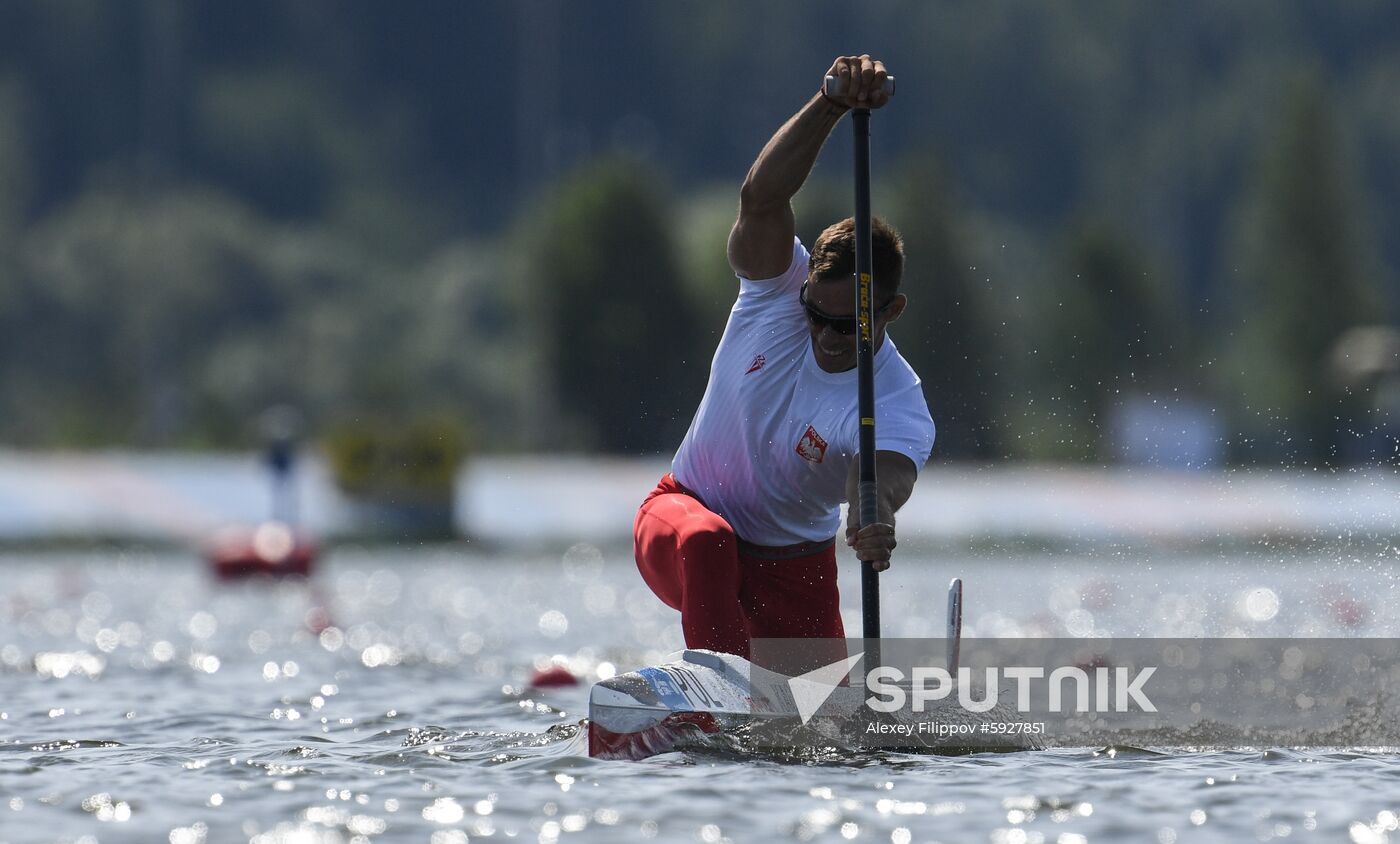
[528, 665, 580, 688]
[206, 522, 318, 580]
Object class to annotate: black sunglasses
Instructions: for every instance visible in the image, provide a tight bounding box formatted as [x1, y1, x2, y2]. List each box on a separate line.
[799, 281, 894, 336]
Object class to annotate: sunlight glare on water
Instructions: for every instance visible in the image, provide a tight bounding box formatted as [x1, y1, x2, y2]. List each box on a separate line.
[1, 546, 1400, 841]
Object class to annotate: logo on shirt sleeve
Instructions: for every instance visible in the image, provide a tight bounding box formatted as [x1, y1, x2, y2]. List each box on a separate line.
[795, 425, 829, 463]
[746, 354, 766, 375]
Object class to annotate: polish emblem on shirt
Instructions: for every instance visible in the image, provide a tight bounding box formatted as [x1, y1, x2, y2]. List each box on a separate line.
[796, 425, 828, 463]
[746, 354, 766, 375]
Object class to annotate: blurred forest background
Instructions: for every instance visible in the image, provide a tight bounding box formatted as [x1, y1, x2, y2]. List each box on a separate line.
[1, 0, 1398, 469]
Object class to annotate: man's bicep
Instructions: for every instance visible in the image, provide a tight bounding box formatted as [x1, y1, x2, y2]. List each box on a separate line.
[728, 201, 796, 281]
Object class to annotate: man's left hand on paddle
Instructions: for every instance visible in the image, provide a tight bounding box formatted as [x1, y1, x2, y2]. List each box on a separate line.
[846, 521, 896, 572]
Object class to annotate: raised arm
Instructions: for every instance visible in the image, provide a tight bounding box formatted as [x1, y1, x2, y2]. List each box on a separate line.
[727, 55, 891, 280]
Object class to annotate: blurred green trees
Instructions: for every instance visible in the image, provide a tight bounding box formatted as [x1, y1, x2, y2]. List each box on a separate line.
[885, 152, 1001, 460]
[516, 157, 703, 453]
[1223, 77, 1384, 464]
[0, 3, 1396, 465]
[1028, 224, 1185, 460]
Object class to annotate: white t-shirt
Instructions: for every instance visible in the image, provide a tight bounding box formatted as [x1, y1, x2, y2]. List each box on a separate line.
[671, 238, 936, 546]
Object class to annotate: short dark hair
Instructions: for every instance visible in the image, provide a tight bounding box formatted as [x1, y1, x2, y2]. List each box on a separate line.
[808, 216, 905, 297]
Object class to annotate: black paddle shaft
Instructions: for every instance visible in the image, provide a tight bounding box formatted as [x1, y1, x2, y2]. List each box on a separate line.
[852, 107, 880, 642]
[823, 73, 893, 645]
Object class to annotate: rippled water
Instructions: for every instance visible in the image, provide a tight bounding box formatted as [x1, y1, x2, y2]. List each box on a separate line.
[3, 543, 1400, 843]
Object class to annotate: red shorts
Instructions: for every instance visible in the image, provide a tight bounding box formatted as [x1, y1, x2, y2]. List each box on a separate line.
[632, 474, 845, 660]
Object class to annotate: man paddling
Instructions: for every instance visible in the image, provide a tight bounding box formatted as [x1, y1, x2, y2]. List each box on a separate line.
[634, 55, 935, 660]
